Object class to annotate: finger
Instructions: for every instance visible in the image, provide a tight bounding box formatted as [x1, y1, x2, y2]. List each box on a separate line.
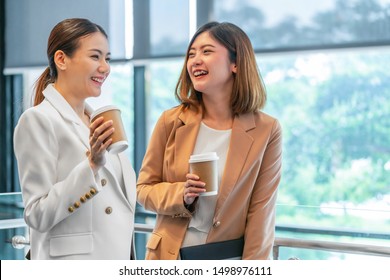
[185, 193, 201, 204]
[100, 138, 112, 151]
[99, 127, 115, 145]
[184, 192, 201, 205]
[184, 197, 195, 206]
[89, 138, 112, 165]
[90, 117, 105, 134]
[186, 186, 206, 194]
[186, 179, 205, 188]
[90, 120, 113, 140]
[186, 173, 200, 180]
[91, 127, 114, 147]
[91, 136, 113, 155]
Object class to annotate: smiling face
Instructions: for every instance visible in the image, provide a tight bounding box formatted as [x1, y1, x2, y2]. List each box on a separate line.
[186, 31, 236, 99]
[55, 31, 111, 100]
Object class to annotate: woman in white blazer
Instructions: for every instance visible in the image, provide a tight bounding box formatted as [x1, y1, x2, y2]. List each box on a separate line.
[13, 18, 136, 259]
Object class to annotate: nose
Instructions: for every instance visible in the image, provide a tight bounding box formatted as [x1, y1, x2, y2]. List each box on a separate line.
[189, 56, 202, 69]
[99, 60, 110, 75]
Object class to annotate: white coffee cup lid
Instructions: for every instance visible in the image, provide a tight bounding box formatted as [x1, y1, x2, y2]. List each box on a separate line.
[91, 105, 121, 120]
[189, 152, 219, 163]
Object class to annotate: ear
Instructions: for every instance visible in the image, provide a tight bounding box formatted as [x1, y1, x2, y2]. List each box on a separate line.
[231, 64, 237, 74]
[54, 50, 67, 71]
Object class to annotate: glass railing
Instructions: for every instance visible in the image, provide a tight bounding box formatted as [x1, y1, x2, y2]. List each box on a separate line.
[1, 193, 389, 260]
[0, 192, 29, 260]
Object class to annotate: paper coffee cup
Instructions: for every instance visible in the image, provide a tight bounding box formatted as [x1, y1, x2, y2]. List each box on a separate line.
[189, 152, 219, 196]
[90, 105, 128, 154]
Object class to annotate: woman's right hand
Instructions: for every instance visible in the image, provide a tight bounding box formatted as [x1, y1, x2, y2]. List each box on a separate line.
[88, 117, 114, 174]
[184, 173, 206, 206]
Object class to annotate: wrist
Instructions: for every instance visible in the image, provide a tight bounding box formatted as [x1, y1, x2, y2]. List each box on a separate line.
[88, 157, 100, 175]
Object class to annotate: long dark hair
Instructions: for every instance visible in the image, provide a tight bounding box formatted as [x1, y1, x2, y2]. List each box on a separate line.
[33, 18, 107, 106]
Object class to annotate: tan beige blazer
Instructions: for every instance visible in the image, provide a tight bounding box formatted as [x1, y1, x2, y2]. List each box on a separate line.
[137, 105, 282, 260]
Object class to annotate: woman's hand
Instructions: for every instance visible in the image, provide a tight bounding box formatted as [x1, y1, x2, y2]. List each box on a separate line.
[184, 173, 206, 206]
[88, 117, 114, 174]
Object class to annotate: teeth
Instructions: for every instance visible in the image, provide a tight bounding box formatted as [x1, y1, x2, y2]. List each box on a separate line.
[194, 70, 207, 77]
[91, 77, 104, 83]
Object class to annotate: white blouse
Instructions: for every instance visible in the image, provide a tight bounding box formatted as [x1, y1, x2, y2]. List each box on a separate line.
[182, 122, 231, 247]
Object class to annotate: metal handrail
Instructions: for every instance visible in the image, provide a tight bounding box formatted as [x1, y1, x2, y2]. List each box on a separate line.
[8, 222, 390, 259]
[134, 223, 390, 259]
[7, 223, 156, 248]
[272, 237, 390, 259]
[276, 224, 390, 240]
[134, 223, 154, 233]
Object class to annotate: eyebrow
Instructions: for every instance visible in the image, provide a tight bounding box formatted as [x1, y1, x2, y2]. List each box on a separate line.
[89, 48, 111, 56]
[189, 44, 216, 50]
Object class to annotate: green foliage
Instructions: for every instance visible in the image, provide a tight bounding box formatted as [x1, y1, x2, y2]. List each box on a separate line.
[264, 51, 390, 208]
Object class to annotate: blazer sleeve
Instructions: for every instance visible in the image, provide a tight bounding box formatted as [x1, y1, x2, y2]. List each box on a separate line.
[137, 111, 189, 216]
[243, 119, 282, 259]
[14, 109, 102, 232]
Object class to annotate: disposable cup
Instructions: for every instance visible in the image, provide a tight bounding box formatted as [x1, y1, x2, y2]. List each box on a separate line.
[189, 152, 219, 196]
[90, 105, 128, 154]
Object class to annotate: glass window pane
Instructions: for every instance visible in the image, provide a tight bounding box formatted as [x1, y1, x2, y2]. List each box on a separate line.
[146, 59, 182, 138]
[214, 0, 390, 50]
[260, 48, 390, 233]
[150, 0, 190, 55]
[144, 49, 390, 236]
[88, 63, 134, 164]
[143, 49, 390, 258]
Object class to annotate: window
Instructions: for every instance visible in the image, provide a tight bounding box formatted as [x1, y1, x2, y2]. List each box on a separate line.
[150, 0, 190, 56]
[260, 49, 390, 255]
[4, 0, 390, 260]
[146, 59, 182, 138]
[88, 63, 135, 164]
[212, 0, 390, 259]
[141, 0, 390, 259]
[214, 0, 390, 50]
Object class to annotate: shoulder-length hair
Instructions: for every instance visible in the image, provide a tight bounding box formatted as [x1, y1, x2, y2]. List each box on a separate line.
[175, 21, 266, 114]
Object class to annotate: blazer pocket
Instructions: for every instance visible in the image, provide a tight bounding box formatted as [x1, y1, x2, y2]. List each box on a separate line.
[146, 232, 162, 250]
[49, 233, 93, 257]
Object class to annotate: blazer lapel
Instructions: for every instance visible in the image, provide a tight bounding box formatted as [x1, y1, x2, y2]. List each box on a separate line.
[215, 112, 256, 214]
[174, 107, 202, 181]
[70, 122, 90, 150]
[43, 84, 91, 149]
[69, 103, 94, 149]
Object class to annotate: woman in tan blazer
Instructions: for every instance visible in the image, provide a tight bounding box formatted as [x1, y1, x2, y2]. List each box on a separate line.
[137, 22, 282, 260]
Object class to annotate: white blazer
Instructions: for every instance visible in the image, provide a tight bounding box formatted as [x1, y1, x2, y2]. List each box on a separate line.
[14, 84, 136, 259]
